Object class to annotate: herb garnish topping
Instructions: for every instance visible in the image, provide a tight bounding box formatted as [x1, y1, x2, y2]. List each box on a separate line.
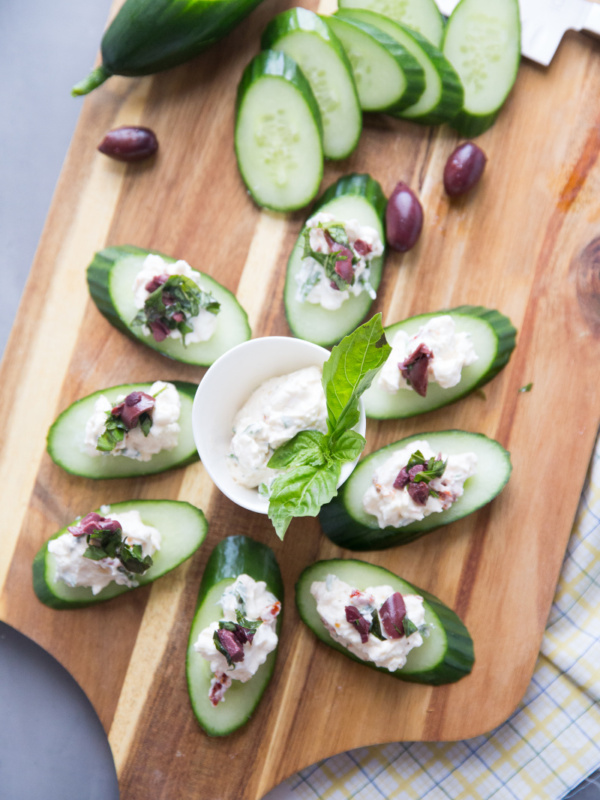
[69, 513, 153, 575]
[303, 222, 358, 291]
[96, 390, 155, 453]
[393, 450, 447, 505]
[132, 274, 220, 345]
[267, 315, 391, 539]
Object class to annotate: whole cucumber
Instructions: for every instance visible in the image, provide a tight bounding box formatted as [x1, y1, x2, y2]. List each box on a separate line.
[73, 0, 265, 96]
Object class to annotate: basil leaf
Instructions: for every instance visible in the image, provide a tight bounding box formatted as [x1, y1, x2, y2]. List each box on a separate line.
[406, 450, 426, 471]
[403, 617, 419, 637]
[213, 630, 233, 667]
[235, 610, 262, 632]
[369, 611, 385, 641]
[268, 430, 328, 470]
[322, 314, 390, 443]
[268, 462, 341, 539]
[83, 546, 108, 561]
[329, 429, 365, 463]
[139, 413, 152, 437]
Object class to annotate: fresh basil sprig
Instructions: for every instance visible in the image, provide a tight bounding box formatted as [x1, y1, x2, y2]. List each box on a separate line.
[267, 315, 391, 539]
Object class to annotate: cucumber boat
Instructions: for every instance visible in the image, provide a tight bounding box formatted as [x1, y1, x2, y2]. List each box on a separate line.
[186, 535, 284, 736]
[284, 173, 387, 347]
[319, 430, 512, 550]
[296, 558, 474, 685]
[87, 245, 250, 366]
[33, 500, 207, 609]
[363, 306, 516, 419]
[47, 381, 198, 480]
[261, 9, 362, 161]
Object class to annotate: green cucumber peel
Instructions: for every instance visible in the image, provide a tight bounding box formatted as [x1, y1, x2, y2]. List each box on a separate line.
[267, 315, 391, 539]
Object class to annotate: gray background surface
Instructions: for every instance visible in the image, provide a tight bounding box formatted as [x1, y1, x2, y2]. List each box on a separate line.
[0, 1, 598, 799]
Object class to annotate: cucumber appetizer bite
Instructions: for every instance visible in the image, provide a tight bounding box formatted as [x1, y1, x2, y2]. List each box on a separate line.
[363, 306, 516, 419]
[33, 500, 207, 609]
[297, 559, 473, 685]
[284, 173, 386, 346]
[48, 380, 198, 479]
[338, 0, 446, 48]
[87, 245, 250, 366]
[327, 13, 424, 113]
[187, 535, 283, 736]
[443, 0, 521, 136]
[235, 50, 323, 212]
[335, 9, 463, 125]
[319, 430, 511, 550]
[261, 9, 362, 161]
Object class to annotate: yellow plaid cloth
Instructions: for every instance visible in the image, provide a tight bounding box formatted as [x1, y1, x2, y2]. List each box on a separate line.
[266, 437, 600, 800]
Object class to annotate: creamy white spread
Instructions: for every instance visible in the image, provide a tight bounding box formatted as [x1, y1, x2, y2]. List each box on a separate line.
[295, 212, 384, 310]
[311, 575, 426, 671]
[362, 439, 477, 529]
[132, 253, 218, 343]
[227, 366, 328, 489]
[378, 316, 478, 394]
[48, 508, 160, 595]
[194, 574, 281, 705]
[83, 380, 181, 461]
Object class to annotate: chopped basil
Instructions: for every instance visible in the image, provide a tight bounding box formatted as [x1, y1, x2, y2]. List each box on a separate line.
[519, 383, 533, 393]
[82, 524, 153, 576]
[139, 413, 152, 437]
[96, 412, 127, 452]
[369, 611, 385, 641]
[235, 609, 262, 632]
[403, 617, 419, 637]
[407, 450, 447, 485]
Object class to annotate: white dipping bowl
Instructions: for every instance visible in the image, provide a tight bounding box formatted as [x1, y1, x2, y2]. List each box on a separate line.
[192, 336, 366, 514]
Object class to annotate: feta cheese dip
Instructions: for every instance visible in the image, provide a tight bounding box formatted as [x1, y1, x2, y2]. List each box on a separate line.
[132, 253, 219, 344]
[48, 508, 160, 595]
[194, 574, 282, 706]
[295, 212, 384, 311]
[363, 440, 477, 529]
[311, 575, 426, 671]
[83, 380, 181, 461]
[227, 366, 328, 489]
[378, 315, 478, 397]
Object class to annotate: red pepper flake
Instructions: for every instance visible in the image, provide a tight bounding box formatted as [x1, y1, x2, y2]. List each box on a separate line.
[379, 593, 407, 639]
[399, 343, 433, 397]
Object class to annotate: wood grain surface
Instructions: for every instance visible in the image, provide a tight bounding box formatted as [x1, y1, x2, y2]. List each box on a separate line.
[2, 1, 600, 798]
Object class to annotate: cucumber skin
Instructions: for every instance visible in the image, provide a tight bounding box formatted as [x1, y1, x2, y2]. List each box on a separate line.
[284, 173, 387, 346]
[235, 50, 324, 213]
[46, 380, 199, 480]
[335, 11, 464, 126]
[260, 9, 362, 161]
[33, 500, 208, 610]
[87, 244, 251, 366]
[186, 536, 284, 736]
[329, 13, 426, 113]
[366, 305, 517, 420]
[296, 559, 474, 685]
[319, 430, 512, 550]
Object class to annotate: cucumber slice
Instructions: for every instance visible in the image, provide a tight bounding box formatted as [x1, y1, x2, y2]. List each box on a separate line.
[327, 14, 424, 113]
[363, 306, 516, 419]
[443, 0, 521, 137]
[186, 535, 284, 736]
[87, 245, 251, 366]
[33, 500, 207, 609]
[235, 50, 323, 212]
[319, 430, 511, 550]
[338, 0, 445, 48]
[261, 9, 362, 161]
[296, 558, 474, 684]
[47, 381, 198, 479]
[336, 10, 463, 125]
[284, 173, 387, 346]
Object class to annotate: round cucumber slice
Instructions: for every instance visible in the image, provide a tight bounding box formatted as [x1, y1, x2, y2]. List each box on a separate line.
[186, 535, 284, 736]
[363, 306, 516, 419]
[296, 558, 474, 685]
[87, 245, 251, 366]
[327, 14, 424, 113]
[235, 50, 323, 212]
[443, 0, 521, 136]
[336, 9, 463, 124]
[262, 9, 362, 161]
[47, 381, 198, 479]
[33, 500, 208, 609]
[338, 0, 445, 47]
[319, 430, 512, 550]
[284, 173, 387, 347]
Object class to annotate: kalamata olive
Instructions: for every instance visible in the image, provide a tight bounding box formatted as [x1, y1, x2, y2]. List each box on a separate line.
[97, 126, 158, 162]
[385, 181, 423, 252]
[443, 142, 487, 197]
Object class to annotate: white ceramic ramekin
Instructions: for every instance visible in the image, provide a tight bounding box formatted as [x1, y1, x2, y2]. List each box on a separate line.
[192, 336, 366, 514]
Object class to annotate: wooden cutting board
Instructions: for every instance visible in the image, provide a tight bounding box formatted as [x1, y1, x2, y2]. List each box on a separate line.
[2, 1, 600, 797]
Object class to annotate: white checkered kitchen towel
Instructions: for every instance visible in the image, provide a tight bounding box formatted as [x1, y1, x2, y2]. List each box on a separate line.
[266, 435, 600, 800]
